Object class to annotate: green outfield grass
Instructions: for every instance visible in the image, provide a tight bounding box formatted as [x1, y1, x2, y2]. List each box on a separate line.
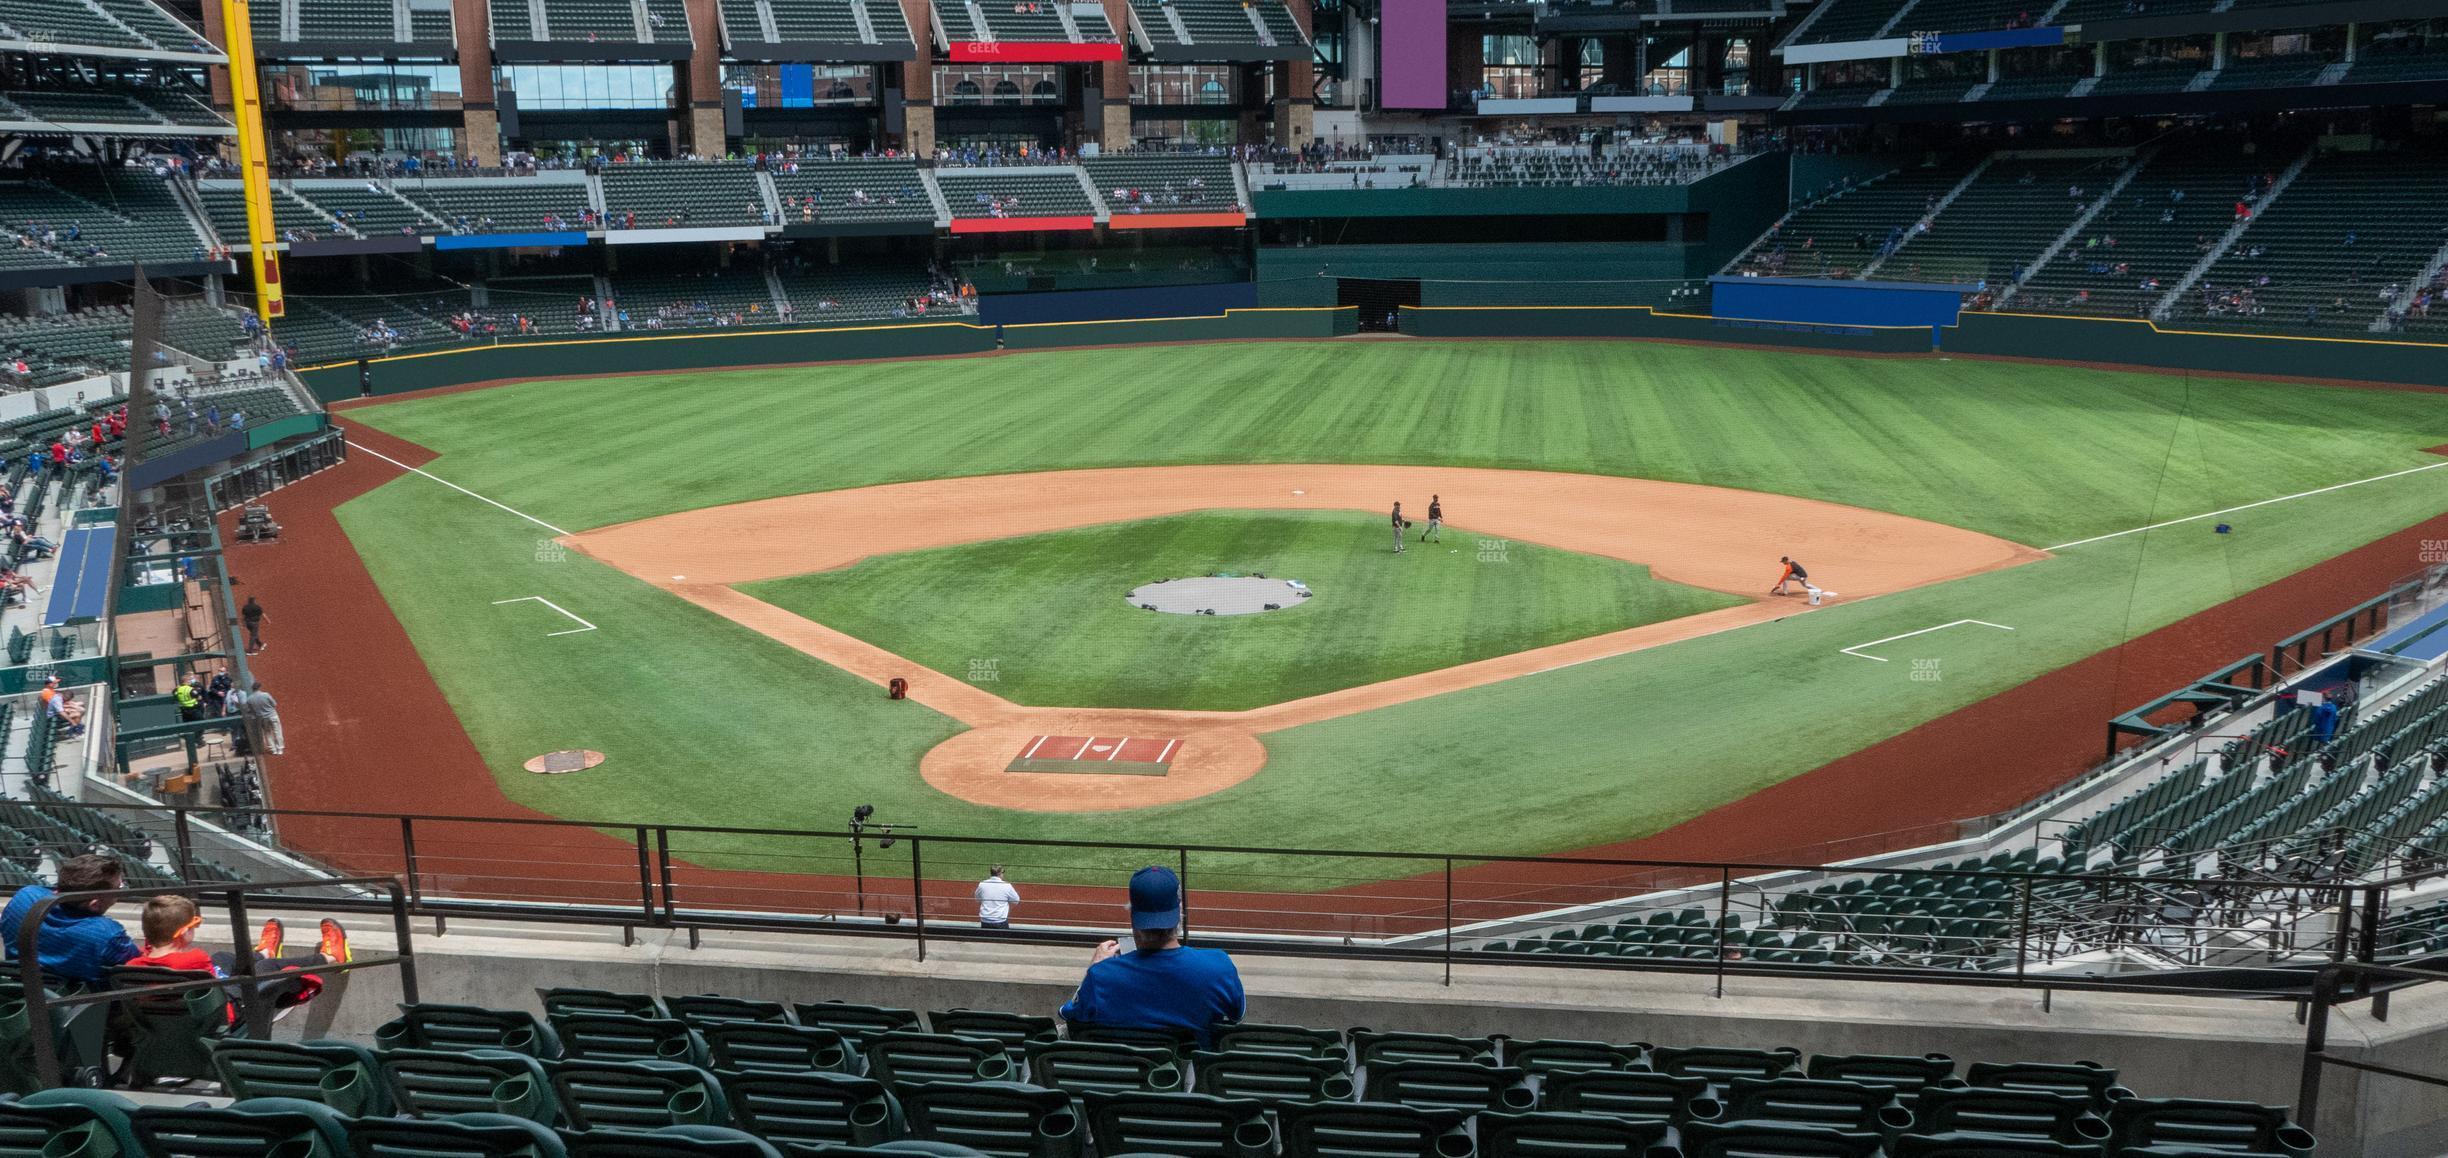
[334, 340, 2448, 878]
[742, 511, 1745, 711]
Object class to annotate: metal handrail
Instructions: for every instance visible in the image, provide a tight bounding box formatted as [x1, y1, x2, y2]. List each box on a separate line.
[12, 875, 414, 1087]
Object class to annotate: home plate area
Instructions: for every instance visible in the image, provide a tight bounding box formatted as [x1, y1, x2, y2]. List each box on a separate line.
[1006, 735, 1179, 776]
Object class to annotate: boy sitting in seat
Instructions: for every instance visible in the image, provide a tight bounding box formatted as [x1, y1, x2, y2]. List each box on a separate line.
[132, 896, 350, 1022]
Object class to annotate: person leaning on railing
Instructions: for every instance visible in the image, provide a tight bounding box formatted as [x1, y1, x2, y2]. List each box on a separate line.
[1058, 866, 1243, 1048]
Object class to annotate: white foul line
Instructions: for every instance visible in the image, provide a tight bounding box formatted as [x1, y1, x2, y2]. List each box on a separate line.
[1841, 619, 2015, 662]
[492, 596, 597, 636]
[353, 442, 572, 538]
[2046, 461, 2448, 552]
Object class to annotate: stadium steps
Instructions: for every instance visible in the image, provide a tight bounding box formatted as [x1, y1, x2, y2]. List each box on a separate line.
[1872, 0, 1920, 38]
[1860, 153, 1994, 279]
[2377, 235, 2448, 332]
[1996, 146, 2156, 309]
[2152, 142, 2314, 318]
[847, 0, 876, 40]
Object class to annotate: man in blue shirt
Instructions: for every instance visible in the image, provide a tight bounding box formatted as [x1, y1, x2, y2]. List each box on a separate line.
[0, 853, 139, 985]
[1059, 866, 1244, 1048]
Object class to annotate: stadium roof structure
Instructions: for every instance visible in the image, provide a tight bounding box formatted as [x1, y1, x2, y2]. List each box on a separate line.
[0, 0, 226, 64]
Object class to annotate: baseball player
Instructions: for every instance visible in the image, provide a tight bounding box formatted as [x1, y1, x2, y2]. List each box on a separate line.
[1422, 495, 1443, 543]
[1772, 556, 1808, 596]
[1390, 501, 1406, 554]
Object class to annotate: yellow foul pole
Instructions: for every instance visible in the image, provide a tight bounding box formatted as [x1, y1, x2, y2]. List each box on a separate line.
[219, 0, 283, 320]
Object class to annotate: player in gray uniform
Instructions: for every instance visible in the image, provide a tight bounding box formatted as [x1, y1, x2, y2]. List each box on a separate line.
[1423, 495, 1443, 543]
[1391, 501, 1406, 553]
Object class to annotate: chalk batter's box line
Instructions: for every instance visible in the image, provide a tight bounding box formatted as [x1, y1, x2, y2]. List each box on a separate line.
[1007, 734, 1178, 775]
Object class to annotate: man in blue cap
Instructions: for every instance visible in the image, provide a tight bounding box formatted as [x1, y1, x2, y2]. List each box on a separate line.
[1058, 866, 1244, 1047]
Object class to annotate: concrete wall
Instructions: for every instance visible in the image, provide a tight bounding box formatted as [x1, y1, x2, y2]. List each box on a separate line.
[270, 910, 2446, 1156]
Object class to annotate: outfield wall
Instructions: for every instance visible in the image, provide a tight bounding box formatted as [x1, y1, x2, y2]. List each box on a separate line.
[296, 308, 1356, 400]
[1402, 304, 1936, 354]
[290, 303, 2448, 400]
[1946, 311, 2448, 389]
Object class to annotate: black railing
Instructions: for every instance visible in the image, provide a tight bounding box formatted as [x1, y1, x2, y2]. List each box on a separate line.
[2298, 959, 2448, 1124]
[14, 876, 416, 1087]
[13, 800, 2447, 1002]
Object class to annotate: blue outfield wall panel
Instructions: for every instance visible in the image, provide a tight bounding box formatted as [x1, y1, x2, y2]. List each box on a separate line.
[434, 231, 588, 251]
[1710, 276, 1974, 332]
[977, 282, 1261, 326]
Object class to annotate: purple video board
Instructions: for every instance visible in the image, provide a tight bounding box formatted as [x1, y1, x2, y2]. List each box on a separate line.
[1380, 0, 1448, 110]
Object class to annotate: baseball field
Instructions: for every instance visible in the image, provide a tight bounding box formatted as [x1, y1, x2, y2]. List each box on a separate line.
[250, 338, 2448, 884]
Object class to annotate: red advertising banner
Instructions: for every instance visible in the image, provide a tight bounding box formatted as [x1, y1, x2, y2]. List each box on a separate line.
[947, 41, 1124, 62]
[1107, 211, 1248, 230]
[949, 216, 1099, 234]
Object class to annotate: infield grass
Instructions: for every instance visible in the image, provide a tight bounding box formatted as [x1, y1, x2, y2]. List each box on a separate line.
[333, 340, 2448, 876]
[742, 510, 1745, 711]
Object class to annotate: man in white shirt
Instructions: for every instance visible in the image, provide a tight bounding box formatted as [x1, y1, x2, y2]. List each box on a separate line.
[975, 867, 1020, 930]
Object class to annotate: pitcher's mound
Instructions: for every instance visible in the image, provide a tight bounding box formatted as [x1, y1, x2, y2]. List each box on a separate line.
[1129, 576, 1312, 616]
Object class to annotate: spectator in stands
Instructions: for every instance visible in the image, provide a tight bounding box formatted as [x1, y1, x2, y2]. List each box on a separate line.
[0, 854, 139, 985]
[241, 596, 268, 653]
[975, 866, 1020, 930]
[41, 675, 83, 737]
[1057, 866, 1243, 1047]
[2312, 694, 2341, 745]
[135, 895, 347, 1017]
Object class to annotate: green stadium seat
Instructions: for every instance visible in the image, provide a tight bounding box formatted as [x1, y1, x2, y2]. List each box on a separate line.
[720, 1069, 904, 1149]
[1360, 1059, 1537, 1114]
[1501, 1039, 1647, 1076]
[1909, 1087, 2112, 1145]
[1679, 1120, 1885, 1158]
[0, 976, 110, 1094]
[549, 1011, 710, 1066]
[108, 963, 241, 1084]
[1349, 1030, 1499, 1069]
[1716, 1076, 1910, 1133]
[1209, 1022, 1347, 1061]
[0, 1089, 145, 1158]
[865, 1030, 1016, 1087]
[1806, 1052, 1959, 1092]
[896, 1080, 1083, 1158]
[127, 1097, 353, 1157]
[543, 1057, 732, 1131]
[560, 1124, 784, 1156]
[1021, 1040, 1182, 1095]
[380, 1047, 560, 1123]
[1067, 1023, 1201, 1056]
[665, 994, 793, 1029]
[1474, 1109, 1672, 1158]
[212, 1038, 392, 1116]
[1189, 1050, 1356, 1106]
[1894, 1136, 2105, 1158]
[1967, 1061, 2132, 1110]
[706, 1021, 864, 1075]
[2104, 1097, 2316, 1157]
[347, 1112, 571, 1157]
[794, 1000, 923, 1045]
[377, 1003, 565, 1058]
[1272, 1101, 1472, 1158]
[929, 1009, 1060, 1056]
[539, 988, 664, 1018]
[1080, 1090, 1273, 1158]
[1648, 1045, 1804, 1088]
[1539, 1069, 1719, 1124]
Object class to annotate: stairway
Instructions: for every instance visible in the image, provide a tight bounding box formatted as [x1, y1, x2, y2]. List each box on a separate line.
[1862, 154, 1995, 279]
[2373, 238, 2448, 332]
[2000, 147, 2155, 308]
[2151, 144, 2315, 319]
